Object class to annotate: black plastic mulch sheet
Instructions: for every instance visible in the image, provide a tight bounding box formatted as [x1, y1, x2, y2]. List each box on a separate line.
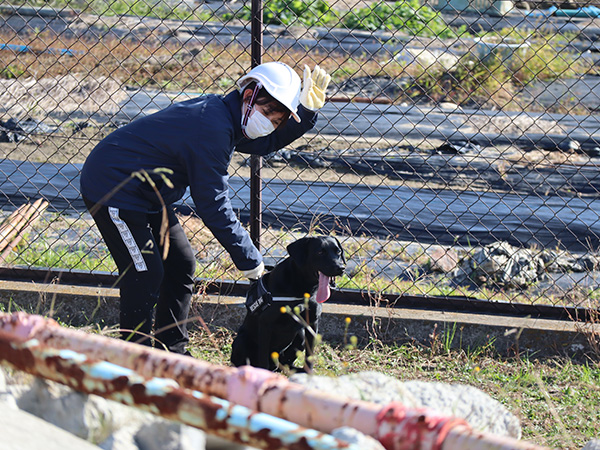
[1, 159, 599, 253]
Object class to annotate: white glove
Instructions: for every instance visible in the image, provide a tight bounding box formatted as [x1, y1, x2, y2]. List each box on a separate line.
[299, 64, 331, 111]
[242, 261, 264, 280]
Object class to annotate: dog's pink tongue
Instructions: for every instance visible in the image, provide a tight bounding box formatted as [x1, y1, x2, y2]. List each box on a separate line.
[316, 272, 331, 303]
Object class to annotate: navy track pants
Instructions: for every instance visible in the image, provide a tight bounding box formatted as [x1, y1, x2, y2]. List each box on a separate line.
[84, 197, 196, 354]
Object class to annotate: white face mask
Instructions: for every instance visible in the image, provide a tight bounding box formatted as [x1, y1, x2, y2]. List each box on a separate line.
[242, 108, 275, 140]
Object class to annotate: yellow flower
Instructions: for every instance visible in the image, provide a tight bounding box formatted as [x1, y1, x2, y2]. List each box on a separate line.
[280, 306, 286, 314]
[271, 352, 279, 360]
[345, 317, 351, 324]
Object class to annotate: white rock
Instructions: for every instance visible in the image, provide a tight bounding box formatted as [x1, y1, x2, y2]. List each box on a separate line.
[331, 427, 386, 450]
[15, 377, 210, 449]
[0, 366, 18, 410]
[404, 380, 521, 439]
[99, 420, 208, 450]
[16, 378, 150, 442]
[453, 241, 546, 288]
[290, 371, 521, 439]
[205, 435, 257, 450]
[291, 371, 417, 406]
[135, 422, 206, 450]
[99, 424, 140, 450]
[439, 102, 461, 111]
[394, 48, 460, 72]
[583, 439, 600, 450]
[1, 406, 101, 450]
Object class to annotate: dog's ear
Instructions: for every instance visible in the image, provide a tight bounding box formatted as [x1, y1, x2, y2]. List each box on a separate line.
[287, 237, 311, 266]
[333, 236, 346, 264]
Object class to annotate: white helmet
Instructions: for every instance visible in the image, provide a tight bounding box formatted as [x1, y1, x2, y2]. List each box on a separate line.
[237, 61, 302, 122]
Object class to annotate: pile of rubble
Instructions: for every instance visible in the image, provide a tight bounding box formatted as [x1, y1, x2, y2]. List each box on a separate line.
[452, 241, 600, 288]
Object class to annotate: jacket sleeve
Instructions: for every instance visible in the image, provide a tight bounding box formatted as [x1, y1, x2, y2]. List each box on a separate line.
[185, 138, 262, 271]
[235, 105, 318, 156]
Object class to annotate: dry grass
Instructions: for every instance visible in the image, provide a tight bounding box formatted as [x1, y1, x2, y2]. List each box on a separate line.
[0, 27, 405, 95]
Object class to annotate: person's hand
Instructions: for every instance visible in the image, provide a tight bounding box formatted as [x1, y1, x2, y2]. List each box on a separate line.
[242, 261, 265, 280]
[299, 64, 331, 111]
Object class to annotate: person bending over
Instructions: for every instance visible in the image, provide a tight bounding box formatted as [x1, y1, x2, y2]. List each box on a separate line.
[80, 62, 331, 355]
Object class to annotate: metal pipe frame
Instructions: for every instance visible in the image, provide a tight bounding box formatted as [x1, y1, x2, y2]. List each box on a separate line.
[0, 333, 360, 450]
[0, 312, 552, 450]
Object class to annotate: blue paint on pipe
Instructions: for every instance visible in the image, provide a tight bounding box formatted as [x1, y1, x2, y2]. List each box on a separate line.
[145, 377, 179, 396]
[88, 360, 135, 379]
[56, 348, 87, 363]
[0, 43, 82, 56]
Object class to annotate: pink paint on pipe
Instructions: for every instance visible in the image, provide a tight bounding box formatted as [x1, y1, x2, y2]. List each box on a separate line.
[2, 310, 48, 339]
[226, 365, 286, 409]
[376, 402, 469, 450]
[0, 312, 233, 397]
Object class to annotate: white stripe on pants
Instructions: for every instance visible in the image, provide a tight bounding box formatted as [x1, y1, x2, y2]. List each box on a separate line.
[108, 206, 148, 272]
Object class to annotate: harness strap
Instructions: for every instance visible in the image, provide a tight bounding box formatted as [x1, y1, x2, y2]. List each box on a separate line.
[245, 276, 309, 315]
[271, 296, 306, 302]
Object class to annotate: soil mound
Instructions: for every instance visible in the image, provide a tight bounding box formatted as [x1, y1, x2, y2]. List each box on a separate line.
[0, 74, 127, 121]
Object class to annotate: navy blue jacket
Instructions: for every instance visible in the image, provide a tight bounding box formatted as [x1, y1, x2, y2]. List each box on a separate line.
[80, 90, 317, 270]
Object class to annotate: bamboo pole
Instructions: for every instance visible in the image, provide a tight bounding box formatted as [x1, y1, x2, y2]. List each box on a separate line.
[0, 199, 47, 261]
[0, 203, 29, 233]
[0, 199, 48, 262]
[0, 202, 36, 246]
[0, 312, 553, 450]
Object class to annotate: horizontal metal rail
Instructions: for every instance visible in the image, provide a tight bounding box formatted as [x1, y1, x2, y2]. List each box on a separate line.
[0, 266, 594, 322]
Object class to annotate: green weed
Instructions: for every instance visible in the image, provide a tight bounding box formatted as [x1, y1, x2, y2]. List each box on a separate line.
[0, 64, 26, 79]
[342, 0, 465, 38]
[224, 0, 340, 28]
[7, 242, 117, 272]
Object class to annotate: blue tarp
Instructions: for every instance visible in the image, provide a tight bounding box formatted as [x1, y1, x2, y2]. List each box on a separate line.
[549, 5, 600, 17]
[0, 43, 81, 56]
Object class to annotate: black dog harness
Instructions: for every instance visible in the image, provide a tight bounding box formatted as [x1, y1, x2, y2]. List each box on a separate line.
[245, 276, 306, 315]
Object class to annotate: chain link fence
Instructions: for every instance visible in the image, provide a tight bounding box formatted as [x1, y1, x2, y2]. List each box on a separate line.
[1, 0, 600, 314]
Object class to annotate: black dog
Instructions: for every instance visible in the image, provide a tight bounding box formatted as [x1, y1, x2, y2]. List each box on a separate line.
[230, 236, 346, 372]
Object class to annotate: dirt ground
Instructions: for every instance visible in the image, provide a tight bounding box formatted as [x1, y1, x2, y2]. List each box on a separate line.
[0, 122, 512, 191]
[0, 71, 405, 184]
[1, 116, 593, 196]
[0, 73, 400, 186]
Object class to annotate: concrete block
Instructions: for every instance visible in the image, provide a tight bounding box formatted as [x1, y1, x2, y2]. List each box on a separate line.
[0, 406, 101, 450]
